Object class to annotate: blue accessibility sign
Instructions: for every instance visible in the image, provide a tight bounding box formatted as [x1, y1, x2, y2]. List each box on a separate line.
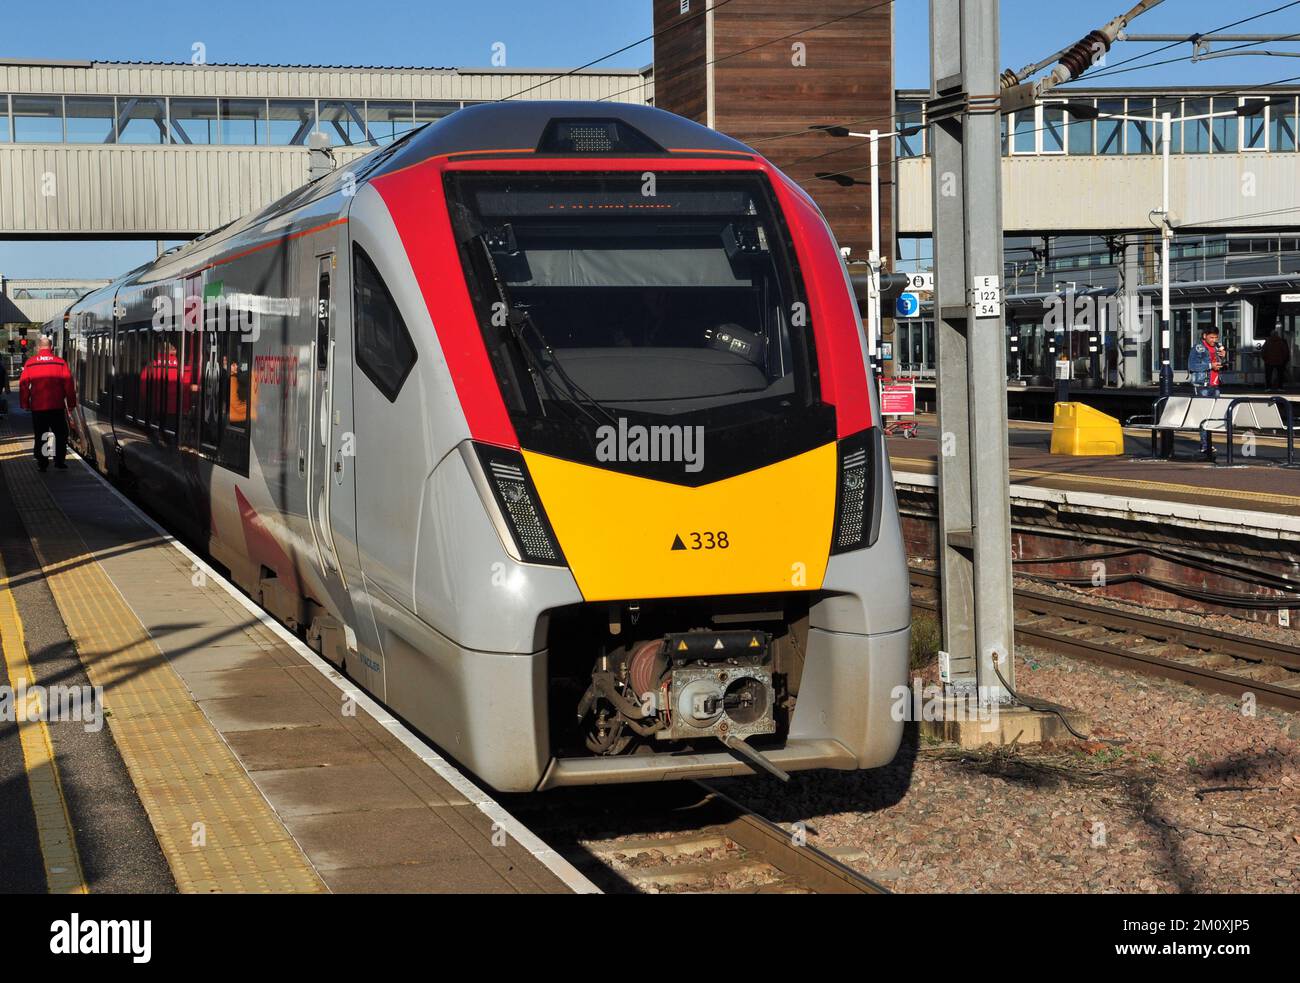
[895, 292, 921, 318]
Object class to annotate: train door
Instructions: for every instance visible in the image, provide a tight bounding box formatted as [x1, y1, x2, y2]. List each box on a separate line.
[307, 248, 369, 688]
[307, 254, 345, 583]
[179, 274, 202, 450]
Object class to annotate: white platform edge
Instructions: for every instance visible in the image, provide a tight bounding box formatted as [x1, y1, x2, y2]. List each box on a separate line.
[72, 455, 601, 896]
[892, 469, 1300, 539]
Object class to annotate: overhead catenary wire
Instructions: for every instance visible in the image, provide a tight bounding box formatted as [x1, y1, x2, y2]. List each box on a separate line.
[1006, 0, 1169, 90]
[596, 0, 903, 105]
[1061, 0, 1300, 80]
[1070, 29, 1300, 83]
[497, 0, 739, 101]
[806, 72, 1300, 183]
[505, 0, 1294, 165]
[756, 1, 1300, 155]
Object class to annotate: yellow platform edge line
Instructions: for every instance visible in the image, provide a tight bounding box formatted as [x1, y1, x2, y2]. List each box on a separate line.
[0, 553, 89, 895]
[888, 454, 1300, 507]
[0, 435, 327, 895]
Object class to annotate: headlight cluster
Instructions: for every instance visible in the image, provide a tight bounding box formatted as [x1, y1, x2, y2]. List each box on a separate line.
[474, 445, 566, 565]
[830, 429, 876, 554]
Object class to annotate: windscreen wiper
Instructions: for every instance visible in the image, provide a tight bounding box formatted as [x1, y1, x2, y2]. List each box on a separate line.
[470, 236, 616, 428]
[508, 306, 618, 428]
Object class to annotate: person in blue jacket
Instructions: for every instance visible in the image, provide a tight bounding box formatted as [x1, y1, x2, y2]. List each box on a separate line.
[1187, 328, 1224, 460]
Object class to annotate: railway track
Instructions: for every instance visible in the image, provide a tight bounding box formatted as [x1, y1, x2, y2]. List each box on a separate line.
[510, 781, 888, 894]
[910, 568, 1300, 712]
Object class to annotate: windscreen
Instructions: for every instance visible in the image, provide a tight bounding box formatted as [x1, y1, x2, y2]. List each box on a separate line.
[447, 171, 834, 480]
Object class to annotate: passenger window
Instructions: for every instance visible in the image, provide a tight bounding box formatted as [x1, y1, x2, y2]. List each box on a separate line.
[218, 324, 251, 472]
[353, 244, 417, 402]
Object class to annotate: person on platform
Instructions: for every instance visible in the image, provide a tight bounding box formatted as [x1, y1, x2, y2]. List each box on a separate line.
[1262, 330, 1290, 392]
[18, 336, 77, 472]
[1187, 327, 1225, 462]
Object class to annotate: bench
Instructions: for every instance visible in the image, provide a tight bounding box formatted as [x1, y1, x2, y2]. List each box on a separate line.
[1129, 394, 1296, 465]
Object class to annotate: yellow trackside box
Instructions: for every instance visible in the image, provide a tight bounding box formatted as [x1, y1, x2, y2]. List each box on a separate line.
[1050, 402, 1124, 456]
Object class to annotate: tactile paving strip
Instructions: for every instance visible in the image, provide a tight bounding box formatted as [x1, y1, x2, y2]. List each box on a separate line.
[0, 436, 325, 894]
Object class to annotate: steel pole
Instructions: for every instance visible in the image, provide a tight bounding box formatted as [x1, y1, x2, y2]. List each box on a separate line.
[870, 129, 882, 372]
[929, 0, 1014, 703]
[1159, 111, 1173, 452]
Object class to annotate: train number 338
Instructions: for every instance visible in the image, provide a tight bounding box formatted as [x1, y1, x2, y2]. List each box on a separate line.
[689, 531, 730, 550]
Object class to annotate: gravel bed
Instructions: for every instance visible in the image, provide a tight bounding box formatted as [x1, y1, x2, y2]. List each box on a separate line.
[711, 643, 1300, 893]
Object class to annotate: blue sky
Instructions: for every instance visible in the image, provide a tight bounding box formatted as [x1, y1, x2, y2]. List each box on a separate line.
[2, 0, 1297, 279]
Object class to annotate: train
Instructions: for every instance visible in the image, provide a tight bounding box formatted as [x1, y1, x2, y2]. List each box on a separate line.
[49, 101, 910, 792]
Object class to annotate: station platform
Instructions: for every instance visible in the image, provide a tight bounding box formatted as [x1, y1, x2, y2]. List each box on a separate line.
[906, 379, 1300, 424]
[0, 410, 590, 894]
[887, 414, 1300, 525]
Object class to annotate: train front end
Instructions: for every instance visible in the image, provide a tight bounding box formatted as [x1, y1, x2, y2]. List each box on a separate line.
[372, 106, 910, 790]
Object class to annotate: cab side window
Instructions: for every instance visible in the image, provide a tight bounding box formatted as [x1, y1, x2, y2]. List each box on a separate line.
[352, 244, 417, 402]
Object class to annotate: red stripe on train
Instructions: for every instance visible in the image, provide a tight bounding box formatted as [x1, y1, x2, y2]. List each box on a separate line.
[371, 154, 871, 448]
[371, 159, 519, 448]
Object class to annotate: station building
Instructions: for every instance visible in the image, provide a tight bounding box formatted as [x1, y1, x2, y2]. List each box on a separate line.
[0, 59, 652, 237]
[0, 275, 110, 362]
[3, 29, 1299, 395]
[892, 84, 1300, 390]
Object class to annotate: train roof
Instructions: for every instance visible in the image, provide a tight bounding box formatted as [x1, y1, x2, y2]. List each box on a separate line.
[97, 103, 758, 295]
[373, 101, 755, 176]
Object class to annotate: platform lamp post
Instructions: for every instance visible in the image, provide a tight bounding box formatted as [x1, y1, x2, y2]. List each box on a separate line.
[814, 123, 924, 376]
[1061, 96, 1289, 416]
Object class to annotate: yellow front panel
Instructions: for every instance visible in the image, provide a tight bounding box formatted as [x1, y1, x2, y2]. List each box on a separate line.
[523, 443, 838, 601]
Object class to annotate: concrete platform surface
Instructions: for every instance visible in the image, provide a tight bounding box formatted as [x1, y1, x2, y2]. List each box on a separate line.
[0, 416, 590, 895]
[888, 416, 1300, 521]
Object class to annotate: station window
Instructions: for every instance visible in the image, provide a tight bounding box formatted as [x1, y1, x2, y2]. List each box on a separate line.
[12, 95, 63, 142]
[366, 101, 415, 145]
[171, 98, 219, 144]
[319, 100, 368, 146]
[1042, 104, 1066, 153]
[1096, 99, 1124, 155]
[1165, 100, 1183, 154]
[896, 235, 933, 274]
[220, 99, 268, 145]
[1012, 110, 1036, 154]
[1184, 98, 1210, 153]
[1125, 98, 1154, 154]
[1211, 99, 1237, 153]
[0, 94, 9, 142]
[1220, 302, 1241, 354]
[118, 97, 168, 144]
[1067, 103, 1093, 154]
[353, 244, 417, 402]
[65, 96, 116, 143]
[268, 100, 316, 145]
[1172, 308, 1193, 370]
[895, 97, 925, 158]
[1240, 97, 1268, 151]
[1271, 97, 1297, 151]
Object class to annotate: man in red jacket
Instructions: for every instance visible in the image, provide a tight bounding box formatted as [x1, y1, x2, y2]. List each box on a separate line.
[19, 336, 77, 472]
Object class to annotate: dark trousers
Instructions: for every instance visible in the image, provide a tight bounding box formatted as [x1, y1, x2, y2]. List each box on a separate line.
[1265, 364, 1287, 390]
[1194, 385, 1220, 454]
[31, 409, 68, 468]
